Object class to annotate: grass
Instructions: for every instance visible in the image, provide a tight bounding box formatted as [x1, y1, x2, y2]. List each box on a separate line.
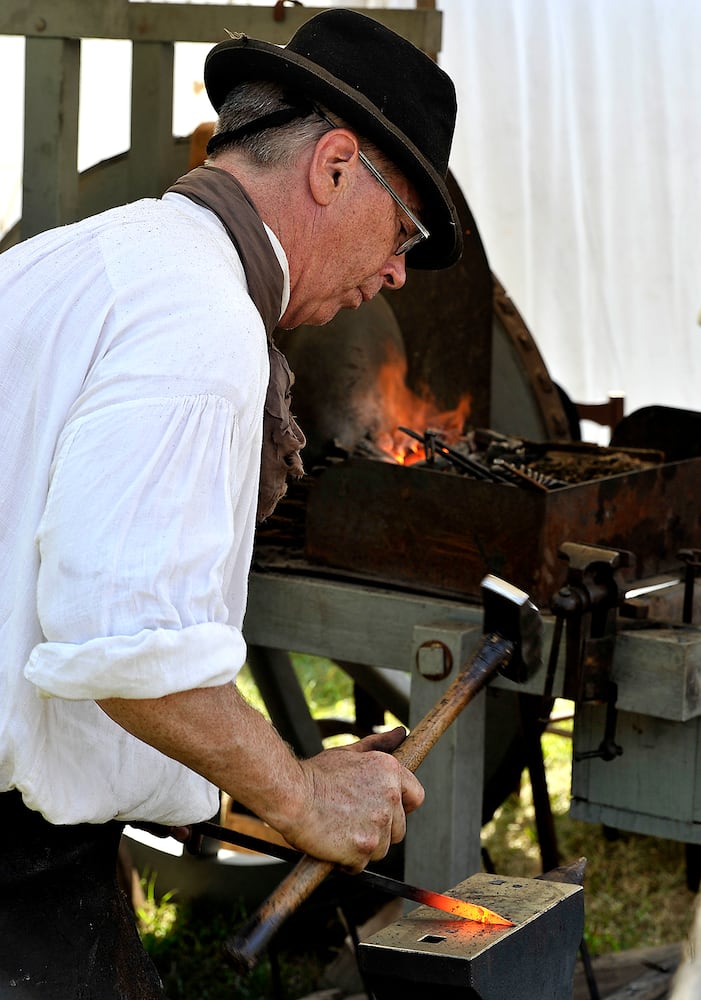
[137, 658, 698, 996]
[138, 892, 326, 1000]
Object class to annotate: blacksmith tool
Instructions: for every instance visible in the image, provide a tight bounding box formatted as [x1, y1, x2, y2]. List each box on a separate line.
[397, 425, 513, 482]
[192, 821, 512, 925]
[225, 575, 543, 971]
[547, 542, 631, 762]
[679, 548, 701, 625]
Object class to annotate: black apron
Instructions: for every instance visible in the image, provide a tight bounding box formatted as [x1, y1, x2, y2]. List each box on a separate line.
[0, 789, 164, 998]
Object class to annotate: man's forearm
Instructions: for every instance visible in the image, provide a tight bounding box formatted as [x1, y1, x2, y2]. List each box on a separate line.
[97, 682, 424, 871]
[97, 684, 307, 837]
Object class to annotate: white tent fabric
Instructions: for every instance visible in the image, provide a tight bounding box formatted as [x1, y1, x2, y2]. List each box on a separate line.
[437, 0, 701, 422]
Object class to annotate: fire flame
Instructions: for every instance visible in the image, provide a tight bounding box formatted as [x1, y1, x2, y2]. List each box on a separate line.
[373, 342, 471, 464]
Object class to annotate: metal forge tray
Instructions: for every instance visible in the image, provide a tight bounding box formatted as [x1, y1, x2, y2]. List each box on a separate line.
[302, 449, 701, 608]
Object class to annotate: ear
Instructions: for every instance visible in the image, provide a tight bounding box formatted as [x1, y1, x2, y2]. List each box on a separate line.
[308, 129, 360, 207]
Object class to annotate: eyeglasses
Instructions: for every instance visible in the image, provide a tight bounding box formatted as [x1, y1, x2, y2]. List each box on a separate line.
[315, 109, 430, 257]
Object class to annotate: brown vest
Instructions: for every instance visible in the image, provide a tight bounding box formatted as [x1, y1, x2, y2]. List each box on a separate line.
[165, 165, 305, 521]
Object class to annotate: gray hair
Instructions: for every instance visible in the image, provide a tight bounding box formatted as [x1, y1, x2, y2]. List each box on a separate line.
[209, 79, 394, 173]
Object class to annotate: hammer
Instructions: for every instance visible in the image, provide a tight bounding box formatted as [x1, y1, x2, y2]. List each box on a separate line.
[226, 574, 542, 971]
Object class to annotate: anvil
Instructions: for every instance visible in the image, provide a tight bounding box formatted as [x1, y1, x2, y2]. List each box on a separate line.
[358, 871, 584, 1000]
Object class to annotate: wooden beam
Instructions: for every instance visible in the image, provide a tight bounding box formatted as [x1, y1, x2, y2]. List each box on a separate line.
[2, 0, 127, 40]
[244, 572, 701, 721]
[1, 2, 442, 53]
[414, 0, 438, 61]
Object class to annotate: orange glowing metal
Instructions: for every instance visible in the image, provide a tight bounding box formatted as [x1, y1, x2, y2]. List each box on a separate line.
[197, 822, 514, 927]
[409, 888, 514, 926]
[362, 867, 515, 926]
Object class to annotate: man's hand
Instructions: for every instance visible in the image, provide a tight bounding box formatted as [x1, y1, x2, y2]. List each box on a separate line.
[98, 687, 424, 874]
[277, 727, 425, 873]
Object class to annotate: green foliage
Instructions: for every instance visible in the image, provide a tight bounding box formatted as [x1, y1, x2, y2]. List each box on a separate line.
[291, 653, 355, 718]
[239, 652, 390, 747]
[237, 653, 356, 724]
[138, 892, 322, 1000]
[136, 871, 178, 941]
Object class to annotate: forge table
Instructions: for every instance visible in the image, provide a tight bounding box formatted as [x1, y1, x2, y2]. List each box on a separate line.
[243, 570, 701, 892]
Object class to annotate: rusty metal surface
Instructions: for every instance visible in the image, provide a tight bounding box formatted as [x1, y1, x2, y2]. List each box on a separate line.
[303, 454, 701, 608]
[359, 871, 583, 999]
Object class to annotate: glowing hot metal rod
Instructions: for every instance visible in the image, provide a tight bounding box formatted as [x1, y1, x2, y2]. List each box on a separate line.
[193, 820, 512, 926]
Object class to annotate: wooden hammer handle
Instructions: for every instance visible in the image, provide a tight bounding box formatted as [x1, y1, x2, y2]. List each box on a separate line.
[225, 633, 514, 971]
[392, 633, 513, 772]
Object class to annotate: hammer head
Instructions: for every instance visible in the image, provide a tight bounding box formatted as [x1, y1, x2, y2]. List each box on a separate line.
[481, 574, 543, 683]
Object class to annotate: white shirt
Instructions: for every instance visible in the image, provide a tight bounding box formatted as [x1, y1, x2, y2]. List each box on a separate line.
[0, 193, 290, 824]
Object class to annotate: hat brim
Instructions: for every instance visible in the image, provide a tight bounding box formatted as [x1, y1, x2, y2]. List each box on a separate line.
[205, 38, 468, 270]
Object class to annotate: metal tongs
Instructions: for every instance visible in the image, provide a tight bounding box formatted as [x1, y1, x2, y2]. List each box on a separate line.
[397, 426, 512, 483]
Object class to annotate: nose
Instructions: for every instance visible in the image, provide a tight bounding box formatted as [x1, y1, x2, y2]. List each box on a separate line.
[381, 254, 407, 291]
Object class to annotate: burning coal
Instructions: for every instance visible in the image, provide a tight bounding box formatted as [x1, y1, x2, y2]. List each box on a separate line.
[276, 295, 471, 467]
[372, 338, 471, 463]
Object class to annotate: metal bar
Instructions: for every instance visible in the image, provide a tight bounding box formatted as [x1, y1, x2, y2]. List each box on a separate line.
[195, 821, 510, 924]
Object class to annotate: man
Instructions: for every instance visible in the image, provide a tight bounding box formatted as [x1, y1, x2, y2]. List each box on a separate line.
[0, 9, 464, 996]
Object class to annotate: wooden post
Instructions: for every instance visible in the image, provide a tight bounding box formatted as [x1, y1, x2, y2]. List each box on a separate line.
[130, 39, 175, 199]
[415, 0, 438, 61]
[405, 621, 485, 890]
[22, 36, 80, 238]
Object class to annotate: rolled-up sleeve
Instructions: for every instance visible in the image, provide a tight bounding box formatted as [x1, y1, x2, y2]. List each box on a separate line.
[25, 393, 252, 700]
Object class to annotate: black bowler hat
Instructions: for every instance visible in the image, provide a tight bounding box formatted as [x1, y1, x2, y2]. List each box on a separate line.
[204, 9, 467, 270]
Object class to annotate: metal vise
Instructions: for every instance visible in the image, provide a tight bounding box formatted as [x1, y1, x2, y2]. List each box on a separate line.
[548, 541, 632, 762]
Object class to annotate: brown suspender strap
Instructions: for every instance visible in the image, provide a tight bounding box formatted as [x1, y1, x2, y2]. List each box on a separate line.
[164, 165, 305, 521]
